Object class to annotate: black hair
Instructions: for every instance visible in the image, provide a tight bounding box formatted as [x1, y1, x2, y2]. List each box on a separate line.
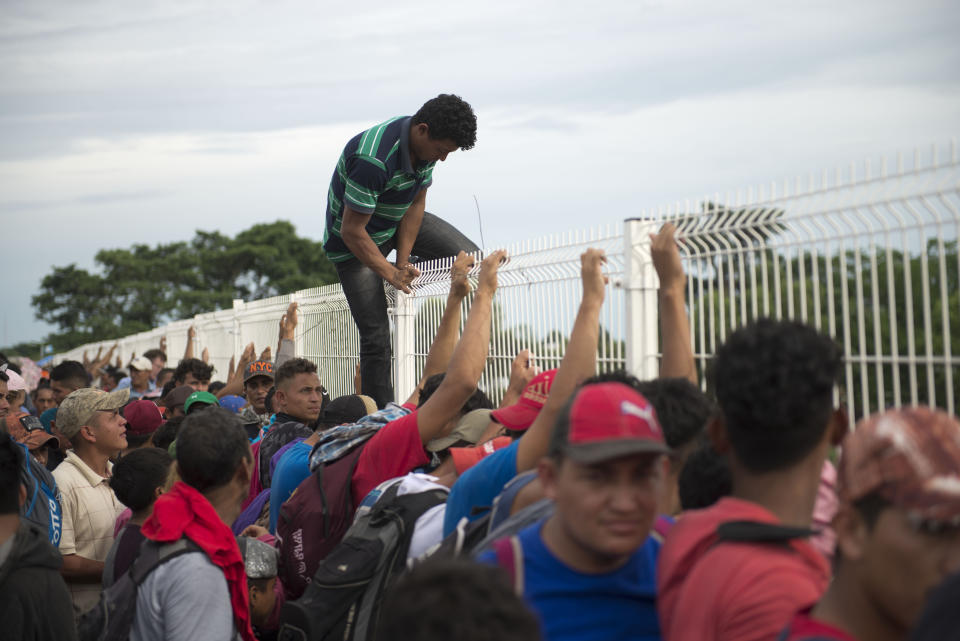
[678, 440, 732, 510]
[0, 432, 23, 514]
[143, 349, 167, 363]
[318, 395, 371, 431]
[417, 372, 493, 413]
[50, 360, 90, 389]
[152, 415, 184, 452]
[274, 358, 318, 390]
[711, 319, 841, 473]
[376, 559, 540, 641]
[101, 366, 124, 385]
[109, 448, 172, 512]
[159, 379, 177, 401]
[173, 358, 214, 385]
[0, 369, 7, 384]
[411, 94, 477, 151]
[264, 386, 277, 414]
[176, 407, 250, 492]
[208, 381, 226, 395]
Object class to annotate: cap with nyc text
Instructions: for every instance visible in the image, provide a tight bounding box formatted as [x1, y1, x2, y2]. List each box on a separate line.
[57, 388, 130, 439]
[491, 369, 557, 431]
[244, 360, 275, 384]
[839, 406, 960, 525]
[551, 382, 669, 464]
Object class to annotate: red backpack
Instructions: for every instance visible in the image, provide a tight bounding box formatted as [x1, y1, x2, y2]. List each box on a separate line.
[276, 442, 367, 600]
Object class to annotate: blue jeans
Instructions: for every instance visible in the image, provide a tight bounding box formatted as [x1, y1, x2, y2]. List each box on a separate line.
[335, 212, 479, 408]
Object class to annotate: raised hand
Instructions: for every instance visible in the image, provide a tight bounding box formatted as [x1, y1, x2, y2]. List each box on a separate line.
[450, 250, 475, 298]
[580, 248, 608, 304]
[279, 301, 299, 341]
[478, 250, 507, 295]
[650, 222, 686, 293]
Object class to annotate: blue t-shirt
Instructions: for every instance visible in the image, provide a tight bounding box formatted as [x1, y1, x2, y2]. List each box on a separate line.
[268, 441, 313, 533]
[478, 521, 662, 641]
[442, 440, 519, 536]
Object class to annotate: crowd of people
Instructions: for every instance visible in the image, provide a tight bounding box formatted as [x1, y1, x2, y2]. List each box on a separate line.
[3, 93, 959, 641]
[1, 230, 958, 641]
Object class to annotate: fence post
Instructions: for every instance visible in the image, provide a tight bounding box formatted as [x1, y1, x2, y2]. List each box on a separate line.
[623, 218, 660, 380]
[392, 290, 417, 404]
[232, 299, 244, 362]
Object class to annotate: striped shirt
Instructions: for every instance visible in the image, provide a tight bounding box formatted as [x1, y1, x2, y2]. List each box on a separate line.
[53, 450, 125, 617]
[323, 116, 435, 262]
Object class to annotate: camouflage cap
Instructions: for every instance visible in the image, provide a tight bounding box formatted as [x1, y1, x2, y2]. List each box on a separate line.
[839, 406, 960, 524]
[57, 388, 130, 439]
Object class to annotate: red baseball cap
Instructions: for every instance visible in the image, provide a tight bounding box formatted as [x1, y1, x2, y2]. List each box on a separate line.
[491, 369, 557, 431]
[554, 382, 669, 464]
[123, 399, 165, 436]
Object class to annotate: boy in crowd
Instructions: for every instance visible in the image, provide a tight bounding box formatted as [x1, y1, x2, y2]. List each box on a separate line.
[103, 447, 172, 587]
[780, 406, 960, 641]
[0, 432, 77, 641]
[133, 406, 258, 641]
[53, 388, 129, 617]
[238, 535, 282, 637]
[479, 382, 668, 641]
[657, 320, 843, 641]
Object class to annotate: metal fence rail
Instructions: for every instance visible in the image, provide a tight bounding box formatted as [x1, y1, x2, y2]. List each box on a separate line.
[54, 142, 960, 420]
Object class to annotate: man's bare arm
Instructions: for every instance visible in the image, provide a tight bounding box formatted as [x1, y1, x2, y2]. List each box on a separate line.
[341, 206, 419, 293]
[651, 223, 697, 384]
[395, 188, 426, 268]
[515, 249, 607, 472]
[61, 554, 105, 583]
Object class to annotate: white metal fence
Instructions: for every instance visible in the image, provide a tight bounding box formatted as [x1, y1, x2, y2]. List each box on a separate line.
[55, 142, 960, 421]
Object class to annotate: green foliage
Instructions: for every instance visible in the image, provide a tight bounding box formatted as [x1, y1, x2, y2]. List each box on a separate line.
[0, 341, 44, 361]
[33, 221, 338, 351]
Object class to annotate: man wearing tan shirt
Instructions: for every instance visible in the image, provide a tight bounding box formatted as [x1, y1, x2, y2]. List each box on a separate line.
[52, 387, 129, 617]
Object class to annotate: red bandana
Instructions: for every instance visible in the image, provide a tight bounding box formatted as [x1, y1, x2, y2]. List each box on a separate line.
[142, 481, 256, 641]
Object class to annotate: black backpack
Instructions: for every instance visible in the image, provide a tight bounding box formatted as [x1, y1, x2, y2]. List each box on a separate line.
[277, 483, 448, 641]
[77, 538, 200, 641]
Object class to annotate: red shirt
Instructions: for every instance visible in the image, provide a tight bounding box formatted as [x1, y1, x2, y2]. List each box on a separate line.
[350, 411, 429, 506]
[780, 612, 860, 641]
[657, 497, 831, 641]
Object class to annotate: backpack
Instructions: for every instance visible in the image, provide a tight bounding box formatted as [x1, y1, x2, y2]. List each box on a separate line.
[276, 440, 369, 600]
[77, 537, 200, 641]
[277, 483, 448, 641]
[18, 442, 62, 546]
[430, 470, 540, 559]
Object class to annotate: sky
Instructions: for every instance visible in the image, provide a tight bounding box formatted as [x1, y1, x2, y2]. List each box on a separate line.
[1, 0, 958, 346]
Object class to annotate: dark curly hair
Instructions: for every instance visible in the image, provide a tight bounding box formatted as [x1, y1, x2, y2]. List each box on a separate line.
[173, 358, 214, 386]
[711, 319, 841, 473]
[412, 94, 477, 150]
[417, 372, 493, 414]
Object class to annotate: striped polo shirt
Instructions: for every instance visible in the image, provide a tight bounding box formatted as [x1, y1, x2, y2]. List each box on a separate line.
[323, 116, 435, 262]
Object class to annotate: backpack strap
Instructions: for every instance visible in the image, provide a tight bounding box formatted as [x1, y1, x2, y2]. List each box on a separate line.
[130, 538, 201, 586]
[716, 520, 816, 544]
[18, 443, 39, 518]
[492, 536, 524, 596]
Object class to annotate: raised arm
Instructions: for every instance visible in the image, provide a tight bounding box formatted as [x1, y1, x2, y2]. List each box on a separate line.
[415, 250, 506, 445]
[651, 223, 697, 384]
[515, 249, 607, 472]
[404, 250, 475, 406]
[276, 301, 298, 367]
[184, 326, 196, 360]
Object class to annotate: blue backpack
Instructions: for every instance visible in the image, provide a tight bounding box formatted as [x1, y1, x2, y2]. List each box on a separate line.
[18, 443, 62, 546]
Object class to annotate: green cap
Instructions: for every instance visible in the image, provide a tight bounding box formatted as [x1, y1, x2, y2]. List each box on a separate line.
[184, 391, 219, 415]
